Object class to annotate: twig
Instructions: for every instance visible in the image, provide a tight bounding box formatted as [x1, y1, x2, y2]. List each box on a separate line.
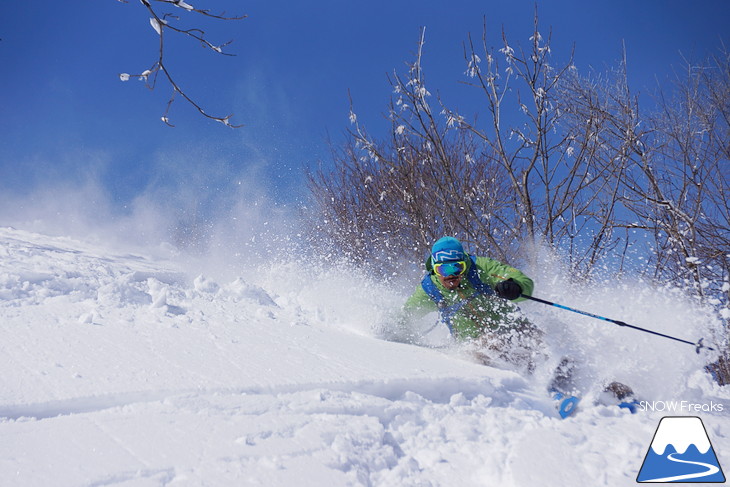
[118, 0, 245, 127]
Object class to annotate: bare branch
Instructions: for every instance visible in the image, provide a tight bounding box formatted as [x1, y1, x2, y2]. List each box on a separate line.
[118, 0, 245, 127]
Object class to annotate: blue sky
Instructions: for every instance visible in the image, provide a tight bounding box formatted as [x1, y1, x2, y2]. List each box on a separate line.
[1, 1, 729, 232]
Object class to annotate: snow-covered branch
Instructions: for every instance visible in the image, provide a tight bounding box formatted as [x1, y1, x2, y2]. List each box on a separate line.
[118, 0, 246, 127]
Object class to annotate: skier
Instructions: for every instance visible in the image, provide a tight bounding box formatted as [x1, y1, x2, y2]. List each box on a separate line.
[400, 236, 638, 415]
[401, 236, 544, 372]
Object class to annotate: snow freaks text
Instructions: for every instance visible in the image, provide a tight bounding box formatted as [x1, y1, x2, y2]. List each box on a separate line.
[639, 401, 724, 413]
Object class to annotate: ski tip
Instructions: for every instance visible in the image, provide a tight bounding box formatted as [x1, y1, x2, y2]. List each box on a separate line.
[555, 394, 580, 419]
[618, 400, 640, 414]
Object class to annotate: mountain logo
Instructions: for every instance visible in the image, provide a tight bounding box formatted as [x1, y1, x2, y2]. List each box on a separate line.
[637, 416, 726, 483]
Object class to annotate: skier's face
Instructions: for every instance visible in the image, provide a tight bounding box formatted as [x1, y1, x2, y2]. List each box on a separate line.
[433, 260, 467, 291]
[438, 274, 462, 290]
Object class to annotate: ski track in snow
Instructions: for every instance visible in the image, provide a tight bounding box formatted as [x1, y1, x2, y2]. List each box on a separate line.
[1, 227, 729, 487]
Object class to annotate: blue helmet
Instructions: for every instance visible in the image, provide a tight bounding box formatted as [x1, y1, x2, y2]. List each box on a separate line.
[430, 236, 465, 263]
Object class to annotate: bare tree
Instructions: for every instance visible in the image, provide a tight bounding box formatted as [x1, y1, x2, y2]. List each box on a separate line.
[604, 50, 730, 295]
[309, 10, 729, 295]
[560, 45, 730, 381]
[451, 13, 622, 273]
[554, 49, 653, 276]
[634, 50, 729, 383]
[117, 0, 245, 127]
[307, 28, 516, 269]
[308, 13, 630, 273]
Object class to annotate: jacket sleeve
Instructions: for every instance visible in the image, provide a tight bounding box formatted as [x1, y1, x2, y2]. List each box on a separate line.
[474, 256, 534, 302]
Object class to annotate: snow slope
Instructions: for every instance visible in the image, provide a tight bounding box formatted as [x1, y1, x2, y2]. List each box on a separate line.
[1, 227, 728, 486]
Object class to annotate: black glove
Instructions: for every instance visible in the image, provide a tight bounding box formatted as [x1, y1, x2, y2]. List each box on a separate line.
[495, 278, 522, 300]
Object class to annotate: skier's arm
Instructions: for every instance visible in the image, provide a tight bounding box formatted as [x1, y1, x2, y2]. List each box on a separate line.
[474, 256, 534, 301]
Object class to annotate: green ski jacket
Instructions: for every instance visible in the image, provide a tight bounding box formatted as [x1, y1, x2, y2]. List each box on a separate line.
[403, 255, 534, 340]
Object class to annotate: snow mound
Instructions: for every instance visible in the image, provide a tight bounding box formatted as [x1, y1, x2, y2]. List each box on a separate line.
[1, 227, 728, 486]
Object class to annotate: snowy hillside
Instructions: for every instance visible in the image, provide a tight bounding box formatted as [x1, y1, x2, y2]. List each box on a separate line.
[1, 226, 728, 486]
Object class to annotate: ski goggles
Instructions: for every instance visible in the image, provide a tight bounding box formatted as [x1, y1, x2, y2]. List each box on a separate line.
[433, 260, 468, 277]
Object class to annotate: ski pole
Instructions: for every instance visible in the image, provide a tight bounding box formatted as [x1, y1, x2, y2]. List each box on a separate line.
[521, 294, 716, 354]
